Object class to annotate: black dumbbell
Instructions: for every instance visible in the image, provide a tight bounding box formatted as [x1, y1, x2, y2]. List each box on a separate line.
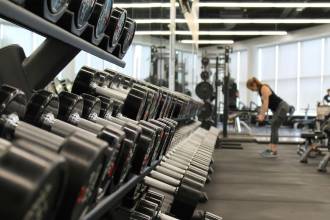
[0, 138, 67, 220]
[23, 90, 122, 201]
[81, 93, 141, 189]
[17, 0, 69, 23]
[87, 0, 113, 45]
[105, 8, 127, 52]
[72, 67, 148, 121]
[56, 91, 135, 192]
[143, 176, 201, 220]
[68, 0, 96, 30]
[112, 18, 136, 59]
[0, 85, 106, 220]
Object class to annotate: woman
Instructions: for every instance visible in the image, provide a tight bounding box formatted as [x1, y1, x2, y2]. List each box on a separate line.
[247, 77, 290, 158]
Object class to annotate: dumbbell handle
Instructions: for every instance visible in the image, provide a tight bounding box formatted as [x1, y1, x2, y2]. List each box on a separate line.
[15, 121, 64, 151]
[95, 86, 127, 102]
[150, 170, 180, 186]
[144, 176, 176, 194]
[43, 114, 97, 138]
[158, 213, 178, 220]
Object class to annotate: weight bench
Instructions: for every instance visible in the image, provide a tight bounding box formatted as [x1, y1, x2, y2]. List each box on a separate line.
[299, 131, 326, 163]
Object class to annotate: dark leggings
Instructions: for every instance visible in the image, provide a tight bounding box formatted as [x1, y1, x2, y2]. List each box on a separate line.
[271, 101, 289, 144]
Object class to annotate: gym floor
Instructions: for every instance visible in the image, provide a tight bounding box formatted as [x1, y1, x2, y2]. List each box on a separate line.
[199, 128, 330, 220]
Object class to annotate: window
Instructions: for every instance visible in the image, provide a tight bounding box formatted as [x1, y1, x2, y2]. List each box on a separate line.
[277, 42, 298, 109]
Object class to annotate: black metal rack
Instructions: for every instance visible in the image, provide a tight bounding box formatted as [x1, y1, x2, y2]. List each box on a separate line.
[82, 160, 160, 220]
[0, 1, 125, 67]
[0, 1, 125, 97]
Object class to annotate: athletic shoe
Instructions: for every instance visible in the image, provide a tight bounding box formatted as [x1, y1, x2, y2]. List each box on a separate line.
[260, 149, 278, 158]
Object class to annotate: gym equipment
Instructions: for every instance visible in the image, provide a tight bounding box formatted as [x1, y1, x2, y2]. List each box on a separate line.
[68, 0, 96, 29]
[72, 67, 148, 121]
[0, 85, 106, 220]
[81, 94, 142, 187]
[112, 18, 136, 59]
[24, 90, 121, 199]
[22, 0, 70, 22]
[198, 102, 213, 121]
[141, 126, 219, 219]
[0, 138, 67, 220]
[200, 70, 210, 81]
[105, 8, 127, 51]
[87, 0, 113, 45]
[195, 82, 213, 100]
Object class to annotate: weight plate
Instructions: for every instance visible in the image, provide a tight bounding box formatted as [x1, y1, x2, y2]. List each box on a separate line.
[95, 0, 113, 39]
[0, 85, 27, 118]
[195, 82, 213, 100]
[106, 8, 127, 48]
[48, 0, 69, 13]
[122, 18, 136, 54]
[201, 57, 209, 67]
[57, 91, 84, 121]
[0, 138, 67, 220]
[68, 0, 96, 28]
[198, 102, 213, 120]
[25, 90, 59, 128]
[200, 70, 210, 81]
[81, 93, 102, 119]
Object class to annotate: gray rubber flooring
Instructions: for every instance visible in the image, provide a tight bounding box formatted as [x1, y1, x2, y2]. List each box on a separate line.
[199, 143, 330, 220]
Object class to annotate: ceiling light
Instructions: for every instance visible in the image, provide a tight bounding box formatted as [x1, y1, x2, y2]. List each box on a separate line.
[135, 31, 287, 36]
[177, 31, 287, 35]
[135, 19, 330, 24]
[197, 19, 330, 24]
[198, 2, 330, 8]
[113, 2, 330, 8]
[181, 40, 234, 44]
[113, 3, 179, 8]
[135, 31, 171, 35]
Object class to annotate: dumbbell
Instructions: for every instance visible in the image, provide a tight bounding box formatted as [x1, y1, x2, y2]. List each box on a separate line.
[0, 85, 106, 220]
[91, 67, 162, 121]
[112, 18, 136, 59]
[81, 93, 142, 188]
[132, 198, 179, 220]
[72, 67, 149, 121]
[87, 0, 113, 45]
[68, 0, 96, 31]
[105, 8, 127, 52]
[143, 176, 201, 220]
[23, 90, 122, 201]
[103, 71, 161, 121]
[56, 91, 135, 190]
[104, 70, 199, 120]
[18, 0, 69, 23]
[0, 138, 67, 220]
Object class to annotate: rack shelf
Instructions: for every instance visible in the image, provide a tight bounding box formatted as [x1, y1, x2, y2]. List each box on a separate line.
[0, 1, 125, 68]
[82, 160, 161, 220]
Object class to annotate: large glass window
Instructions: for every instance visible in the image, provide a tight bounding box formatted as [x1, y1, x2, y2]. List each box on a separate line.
[277, 43, 298, 109]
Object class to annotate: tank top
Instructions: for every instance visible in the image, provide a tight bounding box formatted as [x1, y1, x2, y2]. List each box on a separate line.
[258, 85, 283, 112]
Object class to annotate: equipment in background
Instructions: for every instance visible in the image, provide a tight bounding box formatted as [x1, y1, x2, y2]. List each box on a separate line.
[195, 56, 215, 129]
[146, 46, 191, 95]
[298, 104, 330, 172]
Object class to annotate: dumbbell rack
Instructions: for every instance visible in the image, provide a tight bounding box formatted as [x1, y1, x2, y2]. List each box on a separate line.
[83, 160, 161, 220]
[0, 0, 125, 97]
[0, 2, 213, 220]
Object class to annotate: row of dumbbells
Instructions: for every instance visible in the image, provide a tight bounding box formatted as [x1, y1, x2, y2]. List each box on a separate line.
[0, 65, 202, 220]
[71, 66, 203, 122]
[135, 126, 222, 220]
[10, 0, 135, 58]
[0, 84, 178, 220]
